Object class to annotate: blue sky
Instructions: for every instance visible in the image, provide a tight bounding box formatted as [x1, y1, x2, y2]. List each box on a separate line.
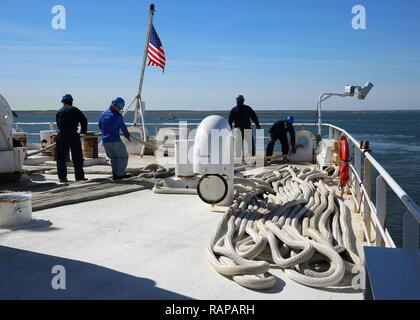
[1, 0, 419, 110]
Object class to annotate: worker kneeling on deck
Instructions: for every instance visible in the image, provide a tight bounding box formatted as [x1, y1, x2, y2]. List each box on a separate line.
[56, 94, 88, 183]
[266, 116, 296, 164]
[99, 97, 131, 180]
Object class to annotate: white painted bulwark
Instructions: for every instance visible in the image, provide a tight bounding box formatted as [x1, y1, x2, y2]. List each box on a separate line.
[0, 194, 33, 228]
[14, 147, 25, 170]
[316, 139, 335, 168]
[0, 150, 15, 174]
[0, 148, 25, 174]
[175, 140, 194, 177]
[289, 130, 314, 163]
[125, 126, 150, 155]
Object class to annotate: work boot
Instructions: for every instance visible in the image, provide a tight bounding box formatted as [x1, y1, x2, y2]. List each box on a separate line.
[59, 178, 69, 183]
[118, 174, 132, 180]
[113, 174, 132, 181]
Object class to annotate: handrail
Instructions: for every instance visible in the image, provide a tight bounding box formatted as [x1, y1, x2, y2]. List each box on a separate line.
[348, 162, 396, 248]
[14, 121, 311, 127]
[323, 123, 420, 223]
[364, 152, 420, 223]
[323, 122, 419, 248]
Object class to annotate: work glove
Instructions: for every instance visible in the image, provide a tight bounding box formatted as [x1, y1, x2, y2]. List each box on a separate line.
[124, 133, 131, 141]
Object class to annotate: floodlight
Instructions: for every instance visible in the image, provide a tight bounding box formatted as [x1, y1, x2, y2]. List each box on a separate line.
[316, 81, 374, 137]
[357, 82, 374, 100]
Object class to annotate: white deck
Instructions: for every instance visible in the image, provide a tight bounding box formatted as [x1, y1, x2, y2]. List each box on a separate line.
[0, 186, 364, 300]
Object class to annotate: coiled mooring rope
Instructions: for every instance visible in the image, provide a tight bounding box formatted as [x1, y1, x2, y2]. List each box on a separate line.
[208, 165, 364, 290]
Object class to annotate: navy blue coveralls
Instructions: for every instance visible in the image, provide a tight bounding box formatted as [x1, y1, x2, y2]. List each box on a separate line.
[228, 105, 261, 156]
[56, 104, 88, 181]
[266, 120, 296, 157]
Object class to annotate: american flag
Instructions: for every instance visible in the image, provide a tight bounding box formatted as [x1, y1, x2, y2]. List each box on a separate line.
[147, 25, 166, 71]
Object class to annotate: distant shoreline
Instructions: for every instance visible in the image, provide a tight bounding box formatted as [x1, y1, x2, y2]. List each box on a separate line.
[13, 109, 420, 115]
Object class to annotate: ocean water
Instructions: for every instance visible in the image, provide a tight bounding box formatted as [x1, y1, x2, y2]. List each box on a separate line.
[13, 109, 420, 247]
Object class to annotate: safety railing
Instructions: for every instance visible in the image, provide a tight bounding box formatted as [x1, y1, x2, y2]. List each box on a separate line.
[13, 121, 419, 248]
[14, 121, 313, 138]
[13, 121, 203, 138]
[325, 123, 420, 249]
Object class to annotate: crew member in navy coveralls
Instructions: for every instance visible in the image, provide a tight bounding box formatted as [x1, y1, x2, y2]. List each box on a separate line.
[266, 116, 297, 164]
[228, 95, 261, 157]
[56, 94, 88, 183]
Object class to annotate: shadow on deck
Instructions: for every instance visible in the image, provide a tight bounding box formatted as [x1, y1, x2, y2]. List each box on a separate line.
[0, 245, 191, 300]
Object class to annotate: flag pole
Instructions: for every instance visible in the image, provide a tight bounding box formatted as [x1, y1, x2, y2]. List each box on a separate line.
[133, 3, 155, 156]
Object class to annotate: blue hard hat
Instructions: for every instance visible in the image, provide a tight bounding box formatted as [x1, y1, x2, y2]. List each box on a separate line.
[61, 94, 73, 102]
[112, 97, 125, 109]
[286, 116, 295, 124]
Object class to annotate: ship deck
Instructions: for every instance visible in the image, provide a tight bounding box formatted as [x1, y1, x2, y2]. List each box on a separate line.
[0, 156, 365, 300]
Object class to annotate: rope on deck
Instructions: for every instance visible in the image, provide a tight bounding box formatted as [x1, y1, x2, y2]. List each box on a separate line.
[31, 165, 175, 211]
[208, 165, 363, 290]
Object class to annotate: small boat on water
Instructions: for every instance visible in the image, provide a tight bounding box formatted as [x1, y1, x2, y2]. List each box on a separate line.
[1, 90, 419, 300]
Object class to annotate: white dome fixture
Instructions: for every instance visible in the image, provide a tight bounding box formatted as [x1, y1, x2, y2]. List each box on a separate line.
[0, 94, 25, 181]
[0, 94, 13, 150]
[193, 115, 234, 207]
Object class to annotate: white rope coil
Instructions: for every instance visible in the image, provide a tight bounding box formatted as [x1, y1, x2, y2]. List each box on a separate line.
[208, 165, 364, 290]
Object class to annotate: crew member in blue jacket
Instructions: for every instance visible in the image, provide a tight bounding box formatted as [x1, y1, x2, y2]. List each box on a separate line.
[99, 97, 131, 180]
[56, 94, 88, 183]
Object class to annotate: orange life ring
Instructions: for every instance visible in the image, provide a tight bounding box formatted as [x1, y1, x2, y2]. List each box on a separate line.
[339, 135, 350, 187]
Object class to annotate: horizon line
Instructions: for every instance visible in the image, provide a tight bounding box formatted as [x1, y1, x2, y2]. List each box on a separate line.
[13, 108, 420, 113]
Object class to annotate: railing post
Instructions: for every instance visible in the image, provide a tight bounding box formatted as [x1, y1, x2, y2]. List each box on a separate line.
[354, 147, 362, 212]
[376, 176, 387, 247]
[329, 127, 333, 139]
[363, 158, 374, 242]
[403, 211, 419, 249]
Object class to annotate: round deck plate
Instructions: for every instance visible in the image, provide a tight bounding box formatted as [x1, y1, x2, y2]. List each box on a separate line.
[197, 174, 228, 205]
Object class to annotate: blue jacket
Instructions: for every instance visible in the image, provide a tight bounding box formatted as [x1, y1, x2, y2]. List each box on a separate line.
[98, 108, 129, 143]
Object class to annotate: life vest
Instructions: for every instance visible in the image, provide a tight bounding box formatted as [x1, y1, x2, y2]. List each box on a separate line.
[339, 135, 350, 187]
